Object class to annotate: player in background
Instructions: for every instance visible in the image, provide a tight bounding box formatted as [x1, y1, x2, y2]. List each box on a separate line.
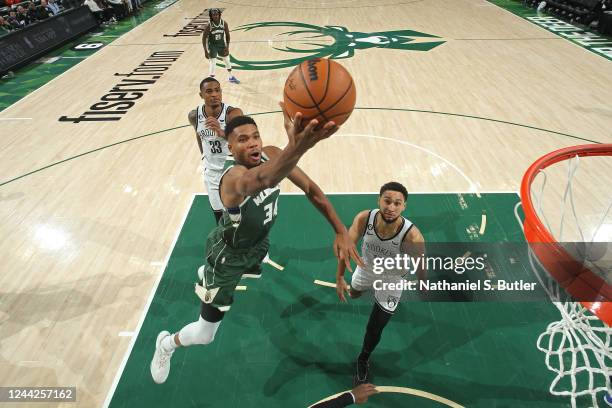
[202, 8, 239, 83]
[336, 182, 426, 385]
[189, 76, 243, 223]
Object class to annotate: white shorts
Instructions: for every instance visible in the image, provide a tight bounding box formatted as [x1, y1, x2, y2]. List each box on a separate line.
[351, 266, 406, 313]
[202, 169, 222, 211]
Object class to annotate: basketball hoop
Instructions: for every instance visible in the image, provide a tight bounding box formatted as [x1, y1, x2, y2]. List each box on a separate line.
[518, 144, 612, 408]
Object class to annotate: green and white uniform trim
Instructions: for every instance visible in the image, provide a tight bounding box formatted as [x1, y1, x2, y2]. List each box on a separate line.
[207, 19, 226, 59]
[197, 154, 280, 311]
[218, 154, 280, 249]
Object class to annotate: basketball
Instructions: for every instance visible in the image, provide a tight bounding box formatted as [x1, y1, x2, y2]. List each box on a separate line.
[283, 58, 356, 127]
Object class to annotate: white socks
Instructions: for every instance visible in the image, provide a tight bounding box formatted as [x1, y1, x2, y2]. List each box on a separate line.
[209, 56, 233, 78]
[162, 316, 221, 351]
[222, 56, 232, 73]
[209, 58, 216, 77]
[161, 332, 177, 352]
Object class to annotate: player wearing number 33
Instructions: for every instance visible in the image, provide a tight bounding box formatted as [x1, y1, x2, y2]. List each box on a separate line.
[150, 104, 364, 384]
[189, 76, 243, 223]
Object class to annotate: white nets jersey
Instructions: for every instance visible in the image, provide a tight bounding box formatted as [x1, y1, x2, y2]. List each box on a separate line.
[361, 209, 413, 274]
[197, 103, 232, 179]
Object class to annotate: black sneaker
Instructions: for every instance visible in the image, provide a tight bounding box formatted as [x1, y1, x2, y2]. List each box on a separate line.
[353, 358, 370, 385]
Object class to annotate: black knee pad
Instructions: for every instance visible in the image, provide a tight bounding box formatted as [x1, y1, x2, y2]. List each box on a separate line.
[200, 302, 225, 323]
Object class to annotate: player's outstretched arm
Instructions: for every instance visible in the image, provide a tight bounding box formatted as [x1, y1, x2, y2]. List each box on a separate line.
[309, 383, 378, 407]
[225, 104, 339, 199]
[270, 154, 365, 273]
[335, 211, 368, 301]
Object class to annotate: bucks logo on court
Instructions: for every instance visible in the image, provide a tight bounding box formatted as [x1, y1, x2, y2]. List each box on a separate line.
[226, 21, 445, 70]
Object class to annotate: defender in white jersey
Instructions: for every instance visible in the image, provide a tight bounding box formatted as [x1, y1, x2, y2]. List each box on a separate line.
[189, 77, 243, 222]
[336, 182, 426, 385]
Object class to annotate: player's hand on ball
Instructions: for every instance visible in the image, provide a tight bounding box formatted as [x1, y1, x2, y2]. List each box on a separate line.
[279, 101, 338, 151]
[205, 117, 223, 137]
[352, 383, 379, 404]
[336, 276, 349, 302]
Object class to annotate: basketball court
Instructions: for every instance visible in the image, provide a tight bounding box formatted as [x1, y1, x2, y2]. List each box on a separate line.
[0, 0, 610, 406]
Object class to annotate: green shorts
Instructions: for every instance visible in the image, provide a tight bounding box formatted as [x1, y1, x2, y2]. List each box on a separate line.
[198, 228, 269, 311]
[207, 42, 227, 59]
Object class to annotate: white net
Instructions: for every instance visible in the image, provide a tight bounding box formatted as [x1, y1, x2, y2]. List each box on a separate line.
[537, 301, 611, 408]
[516, 152, 612, 408]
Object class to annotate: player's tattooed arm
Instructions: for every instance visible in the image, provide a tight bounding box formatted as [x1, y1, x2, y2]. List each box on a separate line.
[402, 226, 426, 282]
[188, 109, 202, 155]
[336, 211, 368, 301]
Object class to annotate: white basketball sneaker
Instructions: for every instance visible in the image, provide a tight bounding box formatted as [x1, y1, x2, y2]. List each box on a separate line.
[150, 331, 174, 384]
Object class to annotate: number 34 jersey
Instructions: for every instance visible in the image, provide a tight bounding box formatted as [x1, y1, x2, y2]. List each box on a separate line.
[197, 103, 232, 181]
[218, 154, 280, 249]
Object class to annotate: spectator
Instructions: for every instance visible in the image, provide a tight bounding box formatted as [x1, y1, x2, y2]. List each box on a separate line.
[106, 0, 128, 19]
[27, 1, 48, 21]
[16, 5, 32, 26]
[46, 0, 61, 15]
[84, 0, 103, 22]
[83, 0, 113, 24]
[39, 0, 54, 17]
[5, 0, 22, 6]
[0, 15, 14, 34]
[95, 0, 117, 23]
[7, 10, 24, 29]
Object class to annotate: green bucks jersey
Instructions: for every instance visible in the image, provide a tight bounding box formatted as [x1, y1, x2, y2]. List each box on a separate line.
[208, 19, 226, 48]
[217, 155, 280, 249]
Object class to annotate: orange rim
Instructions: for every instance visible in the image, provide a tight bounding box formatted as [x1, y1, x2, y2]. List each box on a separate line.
[520, 144, 612, 326]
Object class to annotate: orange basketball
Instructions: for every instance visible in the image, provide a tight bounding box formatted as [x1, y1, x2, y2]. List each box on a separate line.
[283, 58, 356, 127]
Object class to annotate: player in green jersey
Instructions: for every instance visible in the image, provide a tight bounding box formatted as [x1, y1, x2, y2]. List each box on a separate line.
[202, 8, 239, 83]
[150, 104, 363, 384]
